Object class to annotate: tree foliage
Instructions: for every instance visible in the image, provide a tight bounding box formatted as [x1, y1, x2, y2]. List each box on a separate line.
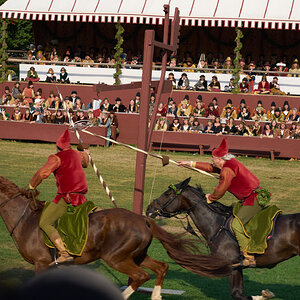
[232, 27, 244, 94]
[113, 21, 124, 85]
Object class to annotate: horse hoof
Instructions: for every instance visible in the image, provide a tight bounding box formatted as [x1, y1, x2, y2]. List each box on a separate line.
[262, 289, 275, 299]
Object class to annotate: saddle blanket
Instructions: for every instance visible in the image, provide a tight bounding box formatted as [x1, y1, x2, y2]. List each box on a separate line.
[233, 203, 282, 254]
[42, 201, 97, 256]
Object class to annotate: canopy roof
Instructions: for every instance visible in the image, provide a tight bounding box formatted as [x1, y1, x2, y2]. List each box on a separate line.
[0, 0, 299, 29]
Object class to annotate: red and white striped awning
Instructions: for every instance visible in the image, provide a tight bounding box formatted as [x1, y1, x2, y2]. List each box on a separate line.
[0, 0, 299, 29]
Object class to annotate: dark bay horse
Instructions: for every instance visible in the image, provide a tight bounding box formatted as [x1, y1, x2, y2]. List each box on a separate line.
[146, 178, 300, 300]
[0, 176, 231, 300]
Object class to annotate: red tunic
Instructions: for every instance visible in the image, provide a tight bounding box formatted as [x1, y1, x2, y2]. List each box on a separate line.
[30, 149, 89, 206]
[195, 158, 260, 205]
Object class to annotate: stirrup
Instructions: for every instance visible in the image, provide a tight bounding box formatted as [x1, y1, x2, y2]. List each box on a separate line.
[49, 254, 74, 267]
[232, 257, 256, 269]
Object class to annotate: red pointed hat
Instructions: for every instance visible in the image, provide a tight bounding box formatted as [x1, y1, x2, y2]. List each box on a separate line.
[56, 129, 70, 150]
[212, 138, 228, 158]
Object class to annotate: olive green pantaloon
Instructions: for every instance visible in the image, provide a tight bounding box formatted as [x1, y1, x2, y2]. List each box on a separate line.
[232, 200, 262, 252]
[39, 199, 68, 240]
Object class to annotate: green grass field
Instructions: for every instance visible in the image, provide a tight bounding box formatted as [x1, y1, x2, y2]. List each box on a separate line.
[0, 140, 299, 299]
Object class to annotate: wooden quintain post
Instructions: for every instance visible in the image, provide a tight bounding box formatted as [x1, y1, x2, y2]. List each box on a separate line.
[133, 6, 180, 214]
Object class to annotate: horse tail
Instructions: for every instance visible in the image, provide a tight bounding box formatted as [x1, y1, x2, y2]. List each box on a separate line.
[147, 218, 231, 278]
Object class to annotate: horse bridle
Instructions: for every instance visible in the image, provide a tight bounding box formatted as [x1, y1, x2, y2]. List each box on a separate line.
[0, 190, 38, 236]
[152, 185, 198, 218]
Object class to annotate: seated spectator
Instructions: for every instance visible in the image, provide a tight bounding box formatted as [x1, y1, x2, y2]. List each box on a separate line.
[193, 101, 205, 117]
[167, 72, 177, 89]
[0, 107, 9, 120]
[212, 97, 220, 115]
[11, 107, 23, 121]
[238, 106, 251, 120]
[12, 82, 21, 101]
[113, 97, 126, 112]
[281, 100, 292, 121]
[290, 123, 300, 139]
[239, 58, 247, 74]
[70, 90, 79, 105]
[50, 95, 63, 110]
[166, 97, 175, 110]
[52, 109, 65, 124]
[287, 58, 300, 77]
[44, 91, 55, 109]
[252, 121, 261, 136]
[270, 77, 286, 95]
[236, 122, 246, 135]
[274, 122, 289, 138]
[194, 75, 208, 91]
[177, 73, 190, 90]
[63, 96, 73, 111]
[214, 117, 221, 132]
[270, 119, 278, 132]
[222, 57, 234, 74]
[263, 61, 272, 76]
[196, 55, 208, 72]
[168, 117, 181, 131]
[288, 108, 299, 122]
[43, 109, 53, 123]
[22, 108, 32, 122]
[203, 119, 215, 134]
[190, 119, 204, 132]
[26, 66, 40, 82]
[45, 68, 57, 83]
[227, 117, 236, 134]
[127, 99, 138, 113]
[266, 101, 277, 120]
[134, 92, 141, 106]
[239, 78, 249, 93]
[289, 122, 297, 138]
[204, 102, 219, 118]
[87, 110, 100, 127]
[177, 95, 192, 117]
[74, 97, 85, 111]
[82, 54, 94, 67]
[86, 97, 102, 114]
[76, 110, 87, 122]
[182, 57, 196, 72]
[216, 119, 229, 135]
[1, 86, 12, 105]
[221, 103, 238, 119]
[254, 74, 270, 94]
[31, 108, 44, 123]
[149, 93, 156, 116]
[34, 88, 45, 107]
[212, 59, 222, 73]
[261, 123, 274, 138]
[224, 78, 234, 92]
[58, 67, 70, 84]
[22, 81, 35, 106]
[251, 100, 266, 118]
[243, 124, 254, 136]
[236, 99, 250, 116]
[167, 101, 178, 117]
[252, 107, 267, 121]
[157, 102, 166, 116]
[274, 61, 288, 77]
[208, 75, 221, 92]
[179, 118, 191, 132]
[36, 50, 46, 65]
[154, 117, 168, 131]
[271, 108, 284, 122]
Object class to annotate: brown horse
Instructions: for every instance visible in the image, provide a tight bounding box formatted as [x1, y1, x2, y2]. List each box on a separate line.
[0, 176, 231, 299]
[146, 178, 300, 300]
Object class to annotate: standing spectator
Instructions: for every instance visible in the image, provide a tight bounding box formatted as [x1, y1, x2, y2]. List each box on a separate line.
[58, 67, 70, 83]
[287, 59, 300, 77]
[45, 68, 57, 83]
[36, 50, 46, 64]
[274, 62, 288, 76]
[183, 57, 196, 72]
[177, 73, 190, 90]
[148, 93, 156, 117]
[246, 62, 256, 92]
[22, 81, 35, 106]
[104, 111, 118, 147]
[222, 57, 234, 74]
[26, 66, 40, 82]
[208, 75, 221, 92]
[12, 82, 22, 101]
[194, 75, 208, 91]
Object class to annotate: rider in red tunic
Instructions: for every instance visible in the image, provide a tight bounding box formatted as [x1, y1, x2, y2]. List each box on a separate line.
[29, 129, 90, 265]
[179, 138, 265, 267]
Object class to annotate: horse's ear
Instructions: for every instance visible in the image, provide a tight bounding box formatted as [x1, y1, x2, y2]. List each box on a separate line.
[174, 177, 191, 190]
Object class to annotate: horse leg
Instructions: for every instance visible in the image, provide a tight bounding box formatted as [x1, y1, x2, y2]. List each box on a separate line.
[139, 255, 169, 300]
[106, 258, 150, 299]
[229, 269, 252, 300]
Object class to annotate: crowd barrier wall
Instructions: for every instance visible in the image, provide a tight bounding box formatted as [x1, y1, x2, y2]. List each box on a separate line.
[19, 64, 300, 95]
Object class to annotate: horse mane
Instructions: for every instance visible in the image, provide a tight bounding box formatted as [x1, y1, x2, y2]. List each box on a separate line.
[189, 185, 233, 217]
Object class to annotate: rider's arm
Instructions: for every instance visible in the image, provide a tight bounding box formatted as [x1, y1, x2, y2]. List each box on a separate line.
[193, 162, 221, 173]
[79, 150, 89, 168]
[30, 154, 60, 188]
[208, 167, 236, 202]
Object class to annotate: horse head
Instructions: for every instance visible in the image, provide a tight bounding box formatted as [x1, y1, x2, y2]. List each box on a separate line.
[146, 177, 192, 218]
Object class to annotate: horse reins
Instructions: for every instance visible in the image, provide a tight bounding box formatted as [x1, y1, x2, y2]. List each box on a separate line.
[0, 190, 38, 236]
